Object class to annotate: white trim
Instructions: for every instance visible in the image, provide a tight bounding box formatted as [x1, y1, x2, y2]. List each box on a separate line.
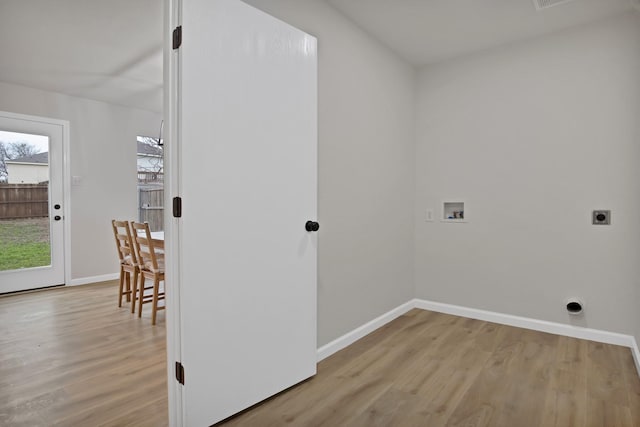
[316, 300, 415, 361]
[62, 119, 71, 287]
[631, 337, 640, 376]
[69, 273, 119, 286]
[166, 0, 183, 426]
[413, 299, 635, 348]
[315, 298, 640, 379]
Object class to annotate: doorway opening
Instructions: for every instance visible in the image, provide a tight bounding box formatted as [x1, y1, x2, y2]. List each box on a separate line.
[137, 136, 164, 232]
[0, 112, 69, 294]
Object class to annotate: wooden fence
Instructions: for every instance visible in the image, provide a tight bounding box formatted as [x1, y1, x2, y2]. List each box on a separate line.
[139, 187, 164, 231]
[0, 184, 49, 219]
[138, 171, 164, 184]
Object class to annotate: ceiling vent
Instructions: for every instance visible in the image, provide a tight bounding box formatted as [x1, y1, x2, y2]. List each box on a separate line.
[533, 0, 577, 11]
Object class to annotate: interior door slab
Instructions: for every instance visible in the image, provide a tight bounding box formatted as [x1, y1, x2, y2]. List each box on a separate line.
[174, 0, 318, 425]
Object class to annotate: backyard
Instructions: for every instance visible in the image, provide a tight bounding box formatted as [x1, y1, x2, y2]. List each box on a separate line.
[0, 217, 50, 271]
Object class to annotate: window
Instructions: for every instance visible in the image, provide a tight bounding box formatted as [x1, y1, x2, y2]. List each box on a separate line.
[136, 136, 164, 231]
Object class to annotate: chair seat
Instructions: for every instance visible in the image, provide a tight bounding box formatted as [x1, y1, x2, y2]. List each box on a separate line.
[121, 255, 137, 267]
[142, 257, 164, 274]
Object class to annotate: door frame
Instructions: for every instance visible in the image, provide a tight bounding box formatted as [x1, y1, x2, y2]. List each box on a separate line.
[0, 110, 71, 289]
[164, 0, 183, 425]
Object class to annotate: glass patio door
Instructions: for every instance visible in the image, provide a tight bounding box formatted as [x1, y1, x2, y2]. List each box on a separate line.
[0, 111, 66, 293]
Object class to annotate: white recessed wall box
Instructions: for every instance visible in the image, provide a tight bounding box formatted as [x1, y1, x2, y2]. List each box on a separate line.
[442, 201, 465, 223]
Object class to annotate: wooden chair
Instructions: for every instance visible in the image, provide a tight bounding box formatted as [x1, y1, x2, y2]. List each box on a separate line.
[131, 221, 165, 325]
[111, 220, 139, 309]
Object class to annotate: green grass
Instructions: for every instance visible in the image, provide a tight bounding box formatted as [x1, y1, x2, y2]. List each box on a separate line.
[0, 218, 51, 271]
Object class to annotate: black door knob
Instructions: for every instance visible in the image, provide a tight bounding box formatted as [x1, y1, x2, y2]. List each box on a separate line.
[305, 221, 319, 232]
[54, 215, 62, 221]
[54, 204, 61, 210]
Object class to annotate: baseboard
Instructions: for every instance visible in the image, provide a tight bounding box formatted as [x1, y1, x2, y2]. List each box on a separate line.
[631, 338, 640, 377]
[69, 273, 119, 286]
[316, 300, 415, 362]
[414, 298, 636, 349]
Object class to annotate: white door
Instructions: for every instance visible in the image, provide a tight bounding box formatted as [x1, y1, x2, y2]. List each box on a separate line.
[170, 0, 318, 425]
[0, 112, 66, 293]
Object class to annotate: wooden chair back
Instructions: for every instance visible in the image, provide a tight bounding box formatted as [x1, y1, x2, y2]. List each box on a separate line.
[131, 221, 164, 273]
[111, 220, 138, 266]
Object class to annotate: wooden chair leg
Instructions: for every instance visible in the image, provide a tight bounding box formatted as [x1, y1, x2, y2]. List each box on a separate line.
[118, 268, 125, 307]
[152, 277, 160, 325]
[138, 274, 146, 318]
[131, 269, 139, 313]
[125, 271, 131, 302]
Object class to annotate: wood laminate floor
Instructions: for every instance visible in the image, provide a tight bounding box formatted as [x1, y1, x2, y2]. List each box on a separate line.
[220, 309, 640, 427]
[2, 282, 639, 426]
[0, 281, 168, 427]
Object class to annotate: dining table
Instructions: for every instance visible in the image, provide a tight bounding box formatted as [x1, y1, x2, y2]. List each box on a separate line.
[136, 230, 164, 252]
[150, 231, 164, 241]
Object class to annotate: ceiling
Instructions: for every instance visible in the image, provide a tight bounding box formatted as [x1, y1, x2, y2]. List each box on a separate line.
[0, 0, 635, 113]
[0, 0, 163, 113]
[327, 0, 635, 65]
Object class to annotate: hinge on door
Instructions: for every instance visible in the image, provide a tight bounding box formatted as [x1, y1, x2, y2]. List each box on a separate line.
[173, 197, 182, 218]
[172, 26, 182, 49]
[175, 361, 185, 385]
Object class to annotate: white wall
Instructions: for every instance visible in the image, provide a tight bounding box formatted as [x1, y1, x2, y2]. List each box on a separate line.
[0, 81, 162, 282]
[243, 0, 416, 346]
[415, 13, 640, 338]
